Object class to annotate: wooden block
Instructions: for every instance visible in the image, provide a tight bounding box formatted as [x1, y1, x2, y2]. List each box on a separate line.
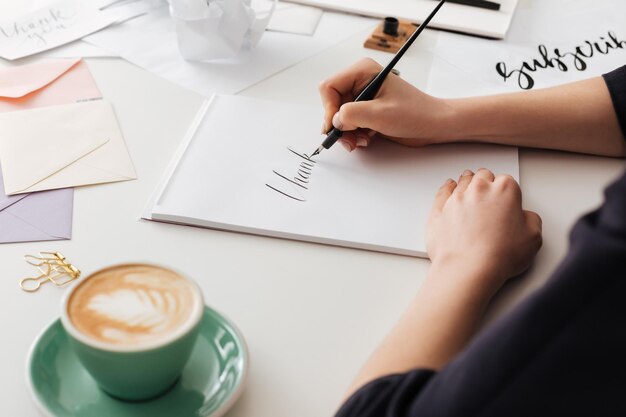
[364, 18, 419, 53]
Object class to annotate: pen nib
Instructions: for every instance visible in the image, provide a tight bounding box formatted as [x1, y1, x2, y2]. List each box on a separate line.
[309, 146, 323, 159]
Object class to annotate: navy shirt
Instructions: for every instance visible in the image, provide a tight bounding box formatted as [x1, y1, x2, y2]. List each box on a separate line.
[336, 66, 626, 417]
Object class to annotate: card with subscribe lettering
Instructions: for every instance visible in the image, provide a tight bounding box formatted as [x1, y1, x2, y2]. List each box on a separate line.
[430, 28, 626, 92]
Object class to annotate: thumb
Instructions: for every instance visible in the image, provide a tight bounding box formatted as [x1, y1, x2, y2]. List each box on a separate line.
[333, 101, 377, 132]
[524, 210, 543, 234]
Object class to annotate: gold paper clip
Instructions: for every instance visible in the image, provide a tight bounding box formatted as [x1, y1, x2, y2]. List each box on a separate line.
[20, 252, 81, 292]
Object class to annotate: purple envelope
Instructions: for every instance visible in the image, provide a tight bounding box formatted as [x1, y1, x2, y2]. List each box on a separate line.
[0, 169, 73, 244]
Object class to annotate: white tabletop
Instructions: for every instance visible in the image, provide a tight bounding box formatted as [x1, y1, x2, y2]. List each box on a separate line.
[2, 5, 625, 416]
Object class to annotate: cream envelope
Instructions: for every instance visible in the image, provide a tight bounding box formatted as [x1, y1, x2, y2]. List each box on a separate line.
[0, 58, 102, 112]
[0, 100, 137, 195]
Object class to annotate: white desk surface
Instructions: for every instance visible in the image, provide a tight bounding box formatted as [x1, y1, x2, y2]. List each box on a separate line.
[2, 6, 625, 417]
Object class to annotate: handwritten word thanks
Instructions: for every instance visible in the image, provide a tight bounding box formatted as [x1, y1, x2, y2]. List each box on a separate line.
[266, 148, 316, 202]
[0, 7, 76, 46]
[495, 31, 626, 90]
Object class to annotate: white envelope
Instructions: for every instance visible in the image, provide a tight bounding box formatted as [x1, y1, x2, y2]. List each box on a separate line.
[0, 99, 137, 195]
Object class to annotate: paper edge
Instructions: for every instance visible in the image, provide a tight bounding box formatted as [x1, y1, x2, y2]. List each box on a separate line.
[141, 96, 215, 220]
[148, 213, 429, 258]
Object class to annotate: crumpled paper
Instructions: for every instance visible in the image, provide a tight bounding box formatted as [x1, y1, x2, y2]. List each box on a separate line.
[169, 0, 276, 60]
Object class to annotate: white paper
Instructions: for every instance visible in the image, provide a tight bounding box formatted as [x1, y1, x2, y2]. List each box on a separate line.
[284, 0, 520, 39]
[0, 3, 35, 19]
[0, 0, 120, 60]
[0, 100, 137, 195]
[84, 6, 377, 96]
[267, 3, 323, 36]
[146, 95, 519, 258]
[505, 0, 626, 45]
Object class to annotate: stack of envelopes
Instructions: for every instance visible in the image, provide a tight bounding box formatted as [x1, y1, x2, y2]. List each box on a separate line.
[0, 58, 136, 244]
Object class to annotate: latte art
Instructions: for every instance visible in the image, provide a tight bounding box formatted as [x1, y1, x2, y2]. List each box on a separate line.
[67, 265, 200, 347]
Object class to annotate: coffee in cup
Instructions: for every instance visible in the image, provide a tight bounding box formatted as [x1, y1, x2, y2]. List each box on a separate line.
[61, 264, 204, 401]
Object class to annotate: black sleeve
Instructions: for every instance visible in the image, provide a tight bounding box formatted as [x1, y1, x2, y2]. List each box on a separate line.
[336, 168, 626, 417]
[603, 65, 626, 139]
[335, 371, 435, 417]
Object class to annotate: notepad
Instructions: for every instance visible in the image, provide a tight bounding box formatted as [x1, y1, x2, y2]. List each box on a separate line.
[145, 95, 518, 257]
[283, 0, 520, 39]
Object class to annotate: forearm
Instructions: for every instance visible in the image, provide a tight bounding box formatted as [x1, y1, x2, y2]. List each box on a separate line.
[445, 77, 626, 157]
[343, 261, 499, 401]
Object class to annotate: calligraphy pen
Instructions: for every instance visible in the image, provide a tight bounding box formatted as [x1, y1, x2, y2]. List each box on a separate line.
[310, 0, 447, 158]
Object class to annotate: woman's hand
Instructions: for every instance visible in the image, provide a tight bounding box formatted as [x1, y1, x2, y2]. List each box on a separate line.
[318, 58, 456, 151]
[427, 169, 543, 293]
[341, 169, 542, 398]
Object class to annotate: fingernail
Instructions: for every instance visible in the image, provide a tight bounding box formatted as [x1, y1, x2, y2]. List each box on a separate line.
[445, 178, 455, 185]
[356, 137, 368, 147]
[332, 112, 343, 130]
[462, 169, 474, 176]
[340, 139, 353, 152]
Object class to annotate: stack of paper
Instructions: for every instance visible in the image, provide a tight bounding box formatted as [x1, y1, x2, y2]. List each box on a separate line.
[0, 58, 136, 244]
[145, 95, 518, 258]
[0, 58, 93, 244]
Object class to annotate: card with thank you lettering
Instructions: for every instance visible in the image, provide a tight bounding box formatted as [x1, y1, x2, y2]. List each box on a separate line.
[0, 0, 119, 60]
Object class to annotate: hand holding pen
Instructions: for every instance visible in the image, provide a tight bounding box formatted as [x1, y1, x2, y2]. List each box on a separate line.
[310, 0, 447, 157]
[318, 58, 454, 151]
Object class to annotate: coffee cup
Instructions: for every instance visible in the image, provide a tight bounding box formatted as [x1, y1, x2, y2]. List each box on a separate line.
[60, 263, 204, 401]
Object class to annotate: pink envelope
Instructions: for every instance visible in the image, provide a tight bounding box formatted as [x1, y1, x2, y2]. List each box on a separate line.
[0, 58, 101, 243]
[0, 58, 102, 112]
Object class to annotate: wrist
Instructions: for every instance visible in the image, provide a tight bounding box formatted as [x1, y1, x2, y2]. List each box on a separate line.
[442, 97, 495, 143]
[434, 98, 467, 143]
[428, 255, 504, 301]
[407, 96, 464, 144]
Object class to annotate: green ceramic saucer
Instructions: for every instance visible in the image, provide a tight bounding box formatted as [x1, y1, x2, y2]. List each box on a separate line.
[27, 306, 248, 417]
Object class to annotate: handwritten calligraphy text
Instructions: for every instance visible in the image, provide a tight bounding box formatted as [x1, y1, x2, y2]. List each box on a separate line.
[495, 31, 626, 90]
[266, 148, 316, 202]
[0, 7, 76, 46]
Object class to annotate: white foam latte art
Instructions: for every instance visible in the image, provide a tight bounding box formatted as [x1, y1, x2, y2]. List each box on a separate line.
[68, 265, 198, 346]
[88, 288, 178, 338]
